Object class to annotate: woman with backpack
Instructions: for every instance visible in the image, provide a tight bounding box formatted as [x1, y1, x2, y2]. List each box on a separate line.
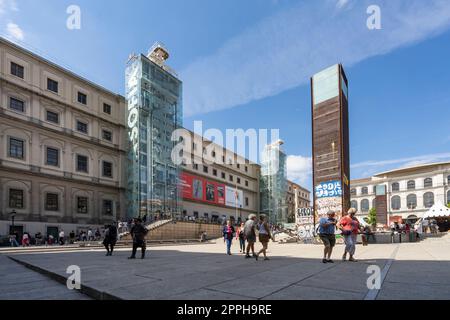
[337, 208, 362, 262]
[255, 215, 273, 261]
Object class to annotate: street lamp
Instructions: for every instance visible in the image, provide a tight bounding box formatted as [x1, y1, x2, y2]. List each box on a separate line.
[11, 209, 16, 230]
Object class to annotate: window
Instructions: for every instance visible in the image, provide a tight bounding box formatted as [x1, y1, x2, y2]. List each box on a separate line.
[361, 199, 369, 212]
[229, 175, 233, 182]
[76, 121, 88, 134]
[407, 180, 415, 190]
[102, 200, 113, 216]
[221, 172, 225, 179]
[245, 180, 249, 187]
[350, 188, 356, 196]
[213, 169, 217, 176]
[47, 78, 58, 93]
[77, 197, 88, 214]
[103, 103, 112, 114]
[391, 196, 401, 210]
[45, 193, 59, 211]
[424, 178, 433, 188]
[245, 166, 248, 172]
[448, 175, 450, 185]
[447, 190, 450, 205]
[237, 164, 240, 169]
[76, 155, 88, 172]
[373, 186, 377, 194]
[361, 187, 368, 195]
[102, 161, 113, 178]
[9, 137, 24, 159]
[9, 97, 25, 113]
[423, 192, 434, 208]
[237, 178, 241, 184]
[77, 92, 87, 105]
[407, 194, 417, 209]
[245, 197, 249, 206]
[211, 151, 216, 158]
[10, 62, 24, 78]
[193, 164, 198, 170]
[203, 166, 208, 174]
[46, 147, 59, 167]
[350, 200, 358, 211]
[46, 110, 59, 124]
[372, 198, 377, 209]
[9, 189, 24, 209]
[102, 130, 112, 142]
[392, 182, 400, 192]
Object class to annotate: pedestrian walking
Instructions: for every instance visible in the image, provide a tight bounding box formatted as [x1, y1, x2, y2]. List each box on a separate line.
[237, 222, 246, 253]
[59, 230, 65, 245]
[9, 233, 19, 247]
[255, 214, 273, 261]
[22, 232, 30, 247]
[319, 210, 337, 263]
[128, 218, 149, 259]
[87, 229, 93, 241]
[337, 208, 362, 262]
[223, 220, 235, 255]
[103, 222, 118, 256]
[69, 230, 75, 244]
[244, 214, 258, 258]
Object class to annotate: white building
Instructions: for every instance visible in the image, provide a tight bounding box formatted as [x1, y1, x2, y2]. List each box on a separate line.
[350, 162, 450, 224]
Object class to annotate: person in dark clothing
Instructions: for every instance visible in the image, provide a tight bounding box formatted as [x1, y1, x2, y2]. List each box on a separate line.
[222, 220, 235, 255]
[142, 214, 148, 224]
[103, 222, 118, 256]
[128, 218, 148, 259]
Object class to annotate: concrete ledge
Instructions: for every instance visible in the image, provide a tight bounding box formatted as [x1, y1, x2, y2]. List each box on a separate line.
[7, 256, 121, 301]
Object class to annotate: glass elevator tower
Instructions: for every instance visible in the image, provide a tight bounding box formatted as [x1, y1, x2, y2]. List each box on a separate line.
[125, 42, 183, 219]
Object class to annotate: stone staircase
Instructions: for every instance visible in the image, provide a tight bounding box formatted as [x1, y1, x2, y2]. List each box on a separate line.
[119, 219, 172, 240]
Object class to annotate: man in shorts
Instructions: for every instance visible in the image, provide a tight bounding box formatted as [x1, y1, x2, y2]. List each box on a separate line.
[244, 214, 258, 258]
[319, 210, 337, 263]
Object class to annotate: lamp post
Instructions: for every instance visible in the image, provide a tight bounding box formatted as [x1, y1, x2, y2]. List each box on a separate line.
[10, 209, 16, 232]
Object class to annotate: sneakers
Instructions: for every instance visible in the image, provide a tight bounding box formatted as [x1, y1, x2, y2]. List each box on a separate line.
[322, 258, 328, 264]
[245, 254, 252, 259]
[327, 259, 334, 263]
[349, 257, 357, 262]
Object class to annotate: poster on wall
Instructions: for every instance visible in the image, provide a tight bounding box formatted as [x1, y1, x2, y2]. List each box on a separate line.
[180, 172, 227, 206]
[315, 197, 343, 217]
[225, 186, 243, 208]
[315, 180, 342, 198]
[193, 178, 203, 200]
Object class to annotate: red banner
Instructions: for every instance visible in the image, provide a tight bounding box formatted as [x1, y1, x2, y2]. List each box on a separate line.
[180, 172, 225, 206]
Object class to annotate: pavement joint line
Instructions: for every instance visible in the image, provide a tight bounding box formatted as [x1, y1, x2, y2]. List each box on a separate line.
[173, 287, 258, 300]
[258, 262, 339, 300]
[364, 244, 400, 301]
[7, 256, 122, 301]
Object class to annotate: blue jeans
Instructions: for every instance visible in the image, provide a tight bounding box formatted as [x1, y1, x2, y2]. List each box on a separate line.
[343, 234, 357, 256]
[225, 238, 232, 254]
[239, 238, 246, 252]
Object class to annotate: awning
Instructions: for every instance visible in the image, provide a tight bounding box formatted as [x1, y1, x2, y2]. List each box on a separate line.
[423, 202, 450, 219]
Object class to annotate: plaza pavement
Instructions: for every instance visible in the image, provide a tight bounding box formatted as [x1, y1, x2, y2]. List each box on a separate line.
[1, 234, 450, 300]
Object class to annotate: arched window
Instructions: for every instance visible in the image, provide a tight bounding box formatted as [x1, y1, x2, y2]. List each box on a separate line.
[361, 187, 368, 195]
[424, 178, 433, 188]
[391, 196, 401, 210]
[351, 200, 358, 211]
[372, 198, 377, 209]
[392, 182, 400, 192]
[423, 192, 434, 208]
[361, 199, 370, 212]
[350, 188, 356, 196]
[407, 194, 417, 209]
[407, 180, 416, 190]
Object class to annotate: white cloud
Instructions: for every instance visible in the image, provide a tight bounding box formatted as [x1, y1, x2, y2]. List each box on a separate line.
[351, 152, 450, 170]
[287, 155, 312, 185]
[336, 0, 350, 9]
[0, 0, 17, 15]
[181, 0, 450, 117]
[6, 22, 24, 40]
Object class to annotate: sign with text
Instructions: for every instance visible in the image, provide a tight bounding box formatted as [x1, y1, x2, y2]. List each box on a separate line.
[315, 180, 342, 199]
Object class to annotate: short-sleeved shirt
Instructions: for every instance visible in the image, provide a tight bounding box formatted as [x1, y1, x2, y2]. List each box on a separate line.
[340, 216, 360, 235]
[244, 220, 256, 237]
[319, 217, 336, 235]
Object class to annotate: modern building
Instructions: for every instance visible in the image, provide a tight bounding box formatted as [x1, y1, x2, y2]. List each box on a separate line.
[350, 162, 450, 224]
[286, 180, 311, 223]
[260, 140, 288, 225]
[311, 64, 350, 218]
[179, 130, 260, 224]
[125, 43, 182, 220]
[0, 37, 127, 239]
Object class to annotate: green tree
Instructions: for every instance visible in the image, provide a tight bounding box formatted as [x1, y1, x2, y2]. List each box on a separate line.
[367, 208, 377, 226]
[447, 202, 450, 209]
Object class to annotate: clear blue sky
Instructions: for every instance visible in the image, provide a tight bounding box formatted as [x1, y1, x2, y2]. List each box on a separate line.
[2, 0, 450, 191]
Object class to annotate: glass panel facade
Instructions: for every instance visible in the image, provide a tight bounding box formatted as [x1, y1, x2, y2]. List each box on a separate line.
[312, 64, 339, 105]
[260, 142, 288, 225]
[125, 50, 182, 219]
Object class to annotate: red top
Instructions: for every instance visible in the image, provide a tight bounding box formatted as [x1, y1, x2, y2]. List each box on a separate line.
[340, 216, 360, 234]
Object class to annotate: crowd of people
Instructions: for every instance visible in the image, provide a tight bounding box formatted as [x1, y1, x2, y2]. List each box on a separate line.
[221, 214, 274, 261]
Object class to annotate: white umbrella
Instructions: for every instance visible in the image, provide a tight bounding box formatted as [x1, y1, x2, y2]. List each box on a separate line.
[423, 202, 450, 219]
